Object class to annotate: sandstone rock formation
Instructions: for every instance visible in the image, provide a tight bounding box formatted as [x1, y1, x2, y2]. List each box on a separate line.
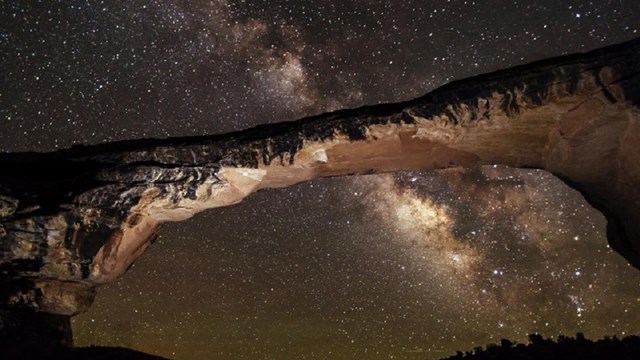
[0, 38, 639, 347]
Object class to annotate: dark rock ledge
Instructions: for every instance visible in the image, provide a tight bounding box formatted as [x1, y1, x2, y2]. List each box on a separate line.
[1, 37, 639, 353]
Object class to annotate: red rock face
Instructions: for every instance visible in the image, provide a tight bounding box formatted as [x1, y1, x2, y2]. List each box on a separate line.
[0, 37, 639, 315]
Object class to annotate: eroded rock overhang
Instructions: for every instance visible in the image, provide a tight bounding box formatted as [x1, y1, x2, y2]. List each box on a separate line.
[0, 37, 639, 315]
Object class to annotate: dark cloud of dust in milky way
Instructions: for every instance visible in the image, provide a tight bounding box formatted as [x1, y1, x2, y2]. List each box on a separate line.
[2, 0, 640, 359]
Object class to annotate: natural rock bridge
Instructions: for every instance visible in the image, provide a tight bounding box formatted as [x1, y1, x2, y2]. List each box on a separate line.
[1, 37, 639, 350]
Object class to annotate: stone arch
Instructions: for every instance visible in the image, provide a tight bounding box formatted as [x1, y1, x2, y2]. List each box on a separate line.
[0, 37, 639, 323]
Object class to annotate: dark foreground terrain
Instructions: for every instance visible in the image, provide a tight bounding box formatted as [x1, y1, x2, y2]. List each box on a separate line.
[442, 334, 640, 360]
[7, 334, 640, 360]
[4, 346, 170, 360]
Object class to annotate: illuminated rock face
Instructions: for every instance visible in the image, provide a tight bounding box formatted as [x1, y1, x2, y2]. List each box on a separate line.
[0, 38, 639, 316]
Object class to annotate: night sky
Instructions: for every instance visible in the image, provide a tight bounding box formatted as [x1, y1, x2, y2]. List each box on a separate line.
[2, 1, 640, 359]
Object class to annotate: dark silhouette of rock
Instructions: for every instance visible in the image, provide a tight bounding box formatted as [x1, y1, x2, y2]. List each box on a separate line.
[0, 37, 639, 352]
[0, 310, 72, 357]
[3, 345, 171, 360]
[0, 310, 167, 359]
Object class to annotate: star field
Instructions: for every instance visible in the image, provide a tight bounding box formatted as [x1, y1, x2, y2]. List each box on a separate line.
[2, 1, 638, 151]
[73, 169, 640, 359]
[2, 1, 640, 359]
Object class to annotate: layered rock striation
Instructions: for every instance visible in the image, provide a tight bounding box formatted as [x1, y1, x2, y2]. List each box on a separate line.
[0, 38, 639, 321]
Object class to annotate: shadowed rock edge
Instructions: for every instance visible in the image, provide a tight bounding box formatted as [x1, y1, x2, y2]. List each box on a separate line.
[0, 37, 639, 318]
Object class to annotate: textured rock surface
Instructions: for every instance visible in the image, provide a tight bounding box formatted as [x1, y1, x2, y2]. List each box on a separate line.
[0, 37, 639, 316]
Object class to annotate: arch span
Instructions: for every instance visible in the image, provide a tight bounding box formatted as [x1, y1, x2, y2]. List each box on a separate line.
[1, 37, 639, 317]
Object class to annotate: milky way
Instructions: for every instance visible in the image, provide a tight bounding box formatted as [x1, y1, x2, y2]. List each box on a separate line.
[2, 1, 640, 359]
[72, 168, 640, 359]
[4, 0, 639, 151]
[354, 168, 640, 338]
